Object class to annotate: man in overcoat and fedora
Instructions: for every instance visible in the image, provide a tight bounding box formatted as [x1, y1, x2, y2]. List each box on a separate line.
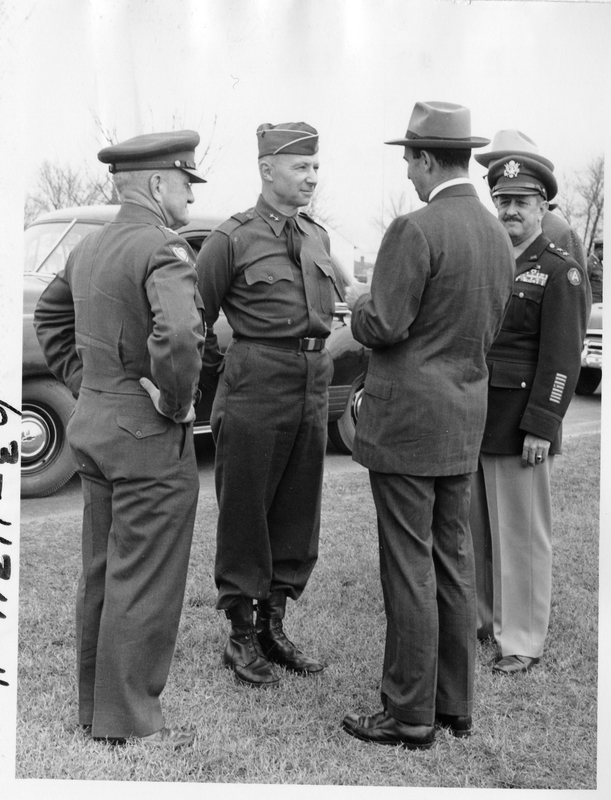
[469, 150, 590, 675]
[341, 101, 515, 749]
[34, 131, 206, 747]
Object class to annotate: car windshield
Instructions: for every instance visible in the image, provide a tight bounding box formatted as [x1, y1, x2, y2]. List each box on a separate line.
[24, 221, 103, 275]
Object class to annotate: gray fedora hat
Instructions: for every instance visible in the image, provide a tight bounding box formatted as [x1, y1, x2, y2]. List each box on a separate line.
[386, 101, 489, 149]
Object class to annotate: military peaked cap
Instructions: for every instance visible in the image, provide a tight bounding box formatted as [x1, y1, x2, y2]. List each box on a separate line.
[98, 130, 207, 182]
[257, 122, 319, 157]
[488, 154, 557, 201]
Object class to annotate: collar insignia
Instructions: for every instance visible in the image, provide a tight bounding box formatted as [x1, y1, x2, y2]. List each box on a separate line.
[269, 213, 280, 221]
[503, 160, 521, 178]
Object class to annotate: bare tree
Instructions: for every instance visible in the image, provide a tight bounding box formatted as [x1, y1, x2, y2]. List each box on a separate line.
[305, 184, 338, 229]
[23, 160, 117, 227]
[372, 190, 420, 237]
[556, 154, 604, 252]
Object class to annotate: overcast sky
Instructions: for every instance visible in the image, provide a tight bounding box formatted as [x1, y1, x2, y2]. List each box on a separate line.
[11, 0, 611, 260]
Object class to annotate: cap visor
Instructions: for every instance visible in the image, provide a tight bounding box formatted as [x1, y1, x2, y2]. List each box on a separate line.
[183, 167, 207, 183]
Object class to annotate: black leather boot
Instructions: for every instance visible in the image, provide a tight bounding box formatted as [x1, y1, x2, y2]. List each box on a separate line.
[256, 591, 324, 675]
[224, 597, 279, 687]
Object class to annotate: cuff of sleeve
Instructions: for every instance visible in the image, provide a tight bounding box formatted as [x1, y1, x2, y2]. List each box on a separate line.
[520, 407, 562, 443]
[158, 397, 192, 423]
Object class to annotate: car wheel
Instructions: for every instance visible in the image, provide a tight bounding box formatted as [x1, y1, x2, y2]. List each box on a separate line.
[21, 378, 77, 497]
[328, 374, 365, 454]
[574, 367, 602, 396]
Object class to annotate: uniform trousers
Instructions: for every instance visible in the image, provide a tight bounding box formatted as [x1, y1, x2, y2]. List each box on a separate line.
[211, 339, 333, 609]
[470, 453, 554, 657]
[368, 471, 476, 725]
[68, 388, 199, 739]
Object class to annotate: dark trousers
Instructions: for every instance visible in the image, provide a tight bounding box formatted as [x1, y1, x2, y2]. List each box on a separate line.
[211, 340, 333, 609]
[68, 389, 199, 739]
[369, 471, 476, 725]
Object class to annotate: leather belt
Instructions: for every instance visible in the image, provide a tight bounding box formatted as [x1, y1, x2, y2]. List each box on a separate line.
[235, 336, 327, 352]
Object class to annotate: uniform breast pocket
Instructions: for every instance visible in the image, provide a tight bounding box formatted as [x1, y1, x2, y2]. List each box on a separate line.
[502, 283, 543, 334]
[244, 263, 294, 287]
[314, 259, 337, 315]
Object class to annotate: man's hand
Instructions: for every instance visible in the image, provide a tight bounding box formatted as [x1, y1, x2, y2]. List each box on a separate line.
[522, 433, 551, 467]
[139, 377, 195, 423]
[345, 279, 371, 310]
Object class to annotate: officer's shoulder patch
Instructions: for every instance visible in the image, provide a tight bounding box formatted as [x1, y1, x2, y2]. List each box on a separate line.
[171, 245, 191, 263]
[567, 267, 582, 286]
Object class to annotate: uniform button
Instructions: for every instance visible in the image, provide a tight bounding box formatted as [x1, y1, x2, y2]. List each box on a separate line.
[519, 292, 525, 298]
[136, 430, 143, 437]
[287, 318, 292, 324]
[268, 275, 273, 282]
[521, 382, 526, 388]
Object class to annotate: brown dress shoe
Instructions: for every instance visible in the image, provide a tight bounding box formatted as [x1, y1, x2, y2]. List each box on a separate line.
[492, 655, 540, 675]
[342, 709, 435, 750]
[435, 713, 472, 738]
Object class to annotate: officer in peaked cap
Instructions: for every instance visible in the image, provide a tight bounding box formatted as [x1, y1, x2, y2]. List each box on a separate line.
[475, 130, 587, 270]
[34, 130, 207, 747]
[469, 148, 591, 677]
[196, 121, 333, 689]
[98, 129, 207, 182]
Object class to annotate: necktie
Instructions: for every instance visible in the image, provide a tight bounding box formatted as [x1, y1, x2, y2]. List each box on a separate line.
[285, 216, 302, 266]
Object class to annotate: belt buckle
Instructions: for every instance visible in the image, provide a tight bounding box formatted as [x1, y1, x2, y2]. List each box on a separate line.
[302, 338, 317, 351]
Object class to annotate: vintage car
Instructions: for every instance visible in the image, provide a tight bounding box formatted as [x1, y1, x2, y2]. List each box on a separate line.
[22, 205, 368, 498]
[575, 302, 602, 395]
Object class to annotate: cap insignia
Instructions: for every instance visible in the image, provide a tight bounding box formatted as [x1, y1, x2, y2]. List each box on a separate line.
[503, 160, 521, 178]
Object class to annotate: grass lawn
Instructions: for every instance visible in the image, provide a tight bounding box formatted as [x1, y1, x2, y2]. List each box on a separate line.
[16, 433, 599, 788]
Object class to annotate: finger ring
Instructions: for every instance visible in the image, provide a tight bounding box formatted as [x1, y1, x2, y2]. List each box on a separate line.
[536, 455, 542, 462]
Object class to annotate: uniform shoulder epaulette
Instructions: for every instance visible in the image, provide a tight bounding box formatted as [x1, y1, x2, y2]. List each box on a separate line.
[547, 242, 570, 259]
[298, 211, 327, 231]
[215, 208, 256, 237]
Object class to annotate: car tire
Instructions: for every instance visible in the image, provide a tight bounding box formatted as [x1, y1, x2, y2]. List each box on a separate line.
[328, 374, 365, 454]
[21, 378, 77, 498]
[574, 367, 602, 396]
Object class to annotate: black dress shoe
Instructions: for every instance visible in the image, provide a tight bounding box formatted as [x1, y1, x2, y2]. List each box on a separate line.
[492, 655, 539, 675]
[435, 713, 472, 738]
[342, 709, 435, 750]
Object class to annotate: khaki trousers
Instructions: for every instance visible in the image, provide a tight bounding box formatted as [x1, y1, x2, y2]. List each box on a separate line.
[471, 453, 554, 658]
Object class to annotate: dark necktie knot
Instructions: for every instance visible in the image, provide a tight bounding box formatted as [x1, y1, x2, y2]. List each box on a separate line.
[285, 216, 302, 266]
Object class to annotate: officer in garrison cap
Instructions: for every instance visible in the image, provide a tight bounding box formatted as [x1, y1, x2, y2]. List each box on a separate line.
[475, 130, 587, 270]
[34, 130, 206, 747]
[196, 122, 334, 688]
[469, 150, 591, 676]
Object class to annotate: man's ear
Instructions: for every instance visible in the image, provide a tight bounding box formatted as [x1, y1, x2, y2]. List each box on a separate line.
[420, 149, 434, 172]
[259, 159, 274, 183]
[149, 172, 163, 200]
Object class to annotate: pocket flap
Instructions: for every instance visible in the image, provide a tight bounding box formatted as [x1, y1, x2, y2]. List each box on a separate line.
[244, 263, 294, 285]
[365, 373, 393, 400]
[116, 415, 169, 439]
[315, 260, 337, 282]
[489, 360, 537, 389]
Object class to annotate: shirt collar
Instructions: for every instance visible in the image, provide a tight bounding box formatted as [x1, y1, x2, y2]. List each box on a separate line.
[427, 178, 473, 202]
[255, 194, 309, 237]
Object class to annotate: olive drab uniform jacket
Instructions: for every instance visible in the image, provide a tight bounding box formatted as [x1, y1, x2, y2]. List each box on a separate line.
[481, 233, 591, 455]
